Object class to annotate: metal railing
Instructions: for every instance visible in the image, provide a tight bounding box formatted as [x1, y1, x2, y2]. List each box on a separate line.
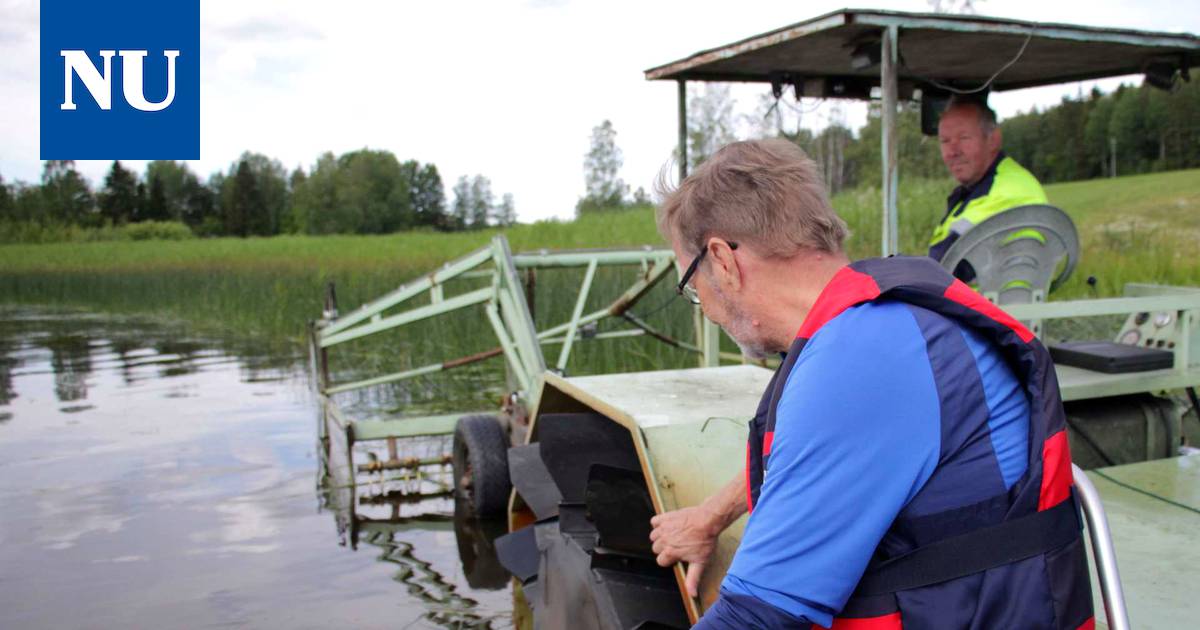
[310, 235, 741, 406]
[1073, 463, 1131, 630]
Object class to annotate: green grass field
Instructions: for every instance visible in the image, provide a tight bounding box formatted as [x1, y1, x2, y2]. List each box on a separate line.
[2, 168, 1195, 412]
[1, 168, 1197, 339]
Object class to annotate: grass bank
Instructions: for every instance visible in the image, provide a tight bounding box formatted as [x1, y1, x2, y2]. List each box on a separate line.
[1, 170, 1197, 338]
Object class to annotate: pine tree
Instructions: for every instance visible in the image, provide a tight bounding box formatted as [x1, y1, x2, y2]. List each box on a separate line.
[41, 160, 94, 225]
[142, 173, 169, 222]
[411, 163, 447, 229]
[99, 161, 138, 225]
[226, 160, 261, 237]
[0, 174, 11, 221]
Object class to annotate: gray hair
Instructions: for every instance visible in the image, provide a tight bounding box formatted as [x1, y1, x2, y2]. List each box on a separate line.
[655, 139, 847, 258]
[944, 96, 998, 134]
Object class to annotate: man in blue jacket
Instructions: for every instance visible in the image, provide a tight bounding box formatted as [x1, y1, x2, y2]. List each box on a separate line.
[651, 139, 1092, 629]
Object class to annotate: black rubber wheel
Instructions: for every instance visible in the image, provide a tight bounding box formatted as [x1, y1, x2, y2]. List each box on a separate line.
[452, 414, 511, 519]
[453, 501, 511, 590]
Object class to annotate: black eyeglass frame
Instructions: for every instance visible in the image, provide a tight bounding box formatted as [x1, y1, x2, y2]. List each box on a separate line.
[675, 240, 738, 305]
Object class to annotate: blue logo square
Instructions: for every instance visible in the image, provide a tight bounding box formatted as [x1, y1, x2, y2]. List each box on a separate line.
[40, 0, 200, 159]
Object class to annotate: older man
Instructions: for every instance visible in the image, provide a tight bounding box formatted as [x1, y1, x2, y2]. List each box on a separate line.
[649, 139, 1092, 629]
[931, 97, 1048, 279]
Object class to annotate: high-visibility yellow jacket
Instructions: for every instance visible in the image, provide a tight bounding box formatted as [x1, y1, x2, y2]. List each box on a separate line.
[929, 152, 1048, 266]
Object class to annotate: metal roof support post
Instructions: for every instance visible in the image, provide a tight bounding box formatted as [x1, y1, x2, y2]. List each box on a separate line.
[702, 318, 721, 367]
[678, 79, 689, 181]
[880, 25, 900, 257]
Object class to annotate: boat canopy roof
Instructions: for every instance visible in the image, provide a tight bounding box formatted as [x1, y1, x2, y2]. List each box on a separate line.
[645, 8, 1200, 96]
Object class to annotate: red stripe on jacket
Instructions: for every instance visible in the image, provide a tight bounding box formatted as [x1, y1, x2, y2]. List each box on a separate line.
[942, 281, 1035, 343]
[1039, 429, 1073, 510]
[797, 267, 882, 340]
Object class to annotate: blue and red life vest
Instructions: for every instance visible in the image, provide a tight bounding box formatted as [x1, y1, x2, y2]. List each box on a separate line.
[744, 256, 1094, 630]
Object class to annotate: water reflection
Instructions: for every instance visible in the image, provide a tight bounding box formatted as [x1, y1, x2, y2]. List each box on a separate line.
[317, 417, 514, 627]
[0, 306, 513, 629]
[45, 333, 92, 402]
[0, 337, 17, 407]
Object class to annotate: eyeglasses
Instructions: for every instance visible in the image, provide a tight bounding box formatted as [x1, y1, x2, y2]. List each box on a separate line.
[676, 241, 737, 305]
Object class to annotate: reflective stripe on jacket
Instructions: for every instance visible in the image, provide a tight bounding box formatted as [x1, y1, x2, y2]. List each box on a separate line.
[929, 153, 1048, 263]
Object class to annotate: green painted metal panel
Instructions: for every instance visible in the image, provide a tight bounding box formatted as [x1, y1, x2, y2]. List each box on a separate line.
[348, 412, 477, 442]
[536, 307, 610, 340]
[1003, 295, 1200, 321]
[512, 250, 673, 268]
[486, 302, 531, 393]
[1085, 456, 1200, 629]
[493, 237, 546, 379]
[319, 287, 492, 348]
[324, 362, 444, 395]
[557, 259, 599, 371]
[560, 365, 772, 432]
[536, 366, 773, 613]
[1056, 364, 1200, 402]
[321, 245, 493, 337]
[702, 317, 721, 367]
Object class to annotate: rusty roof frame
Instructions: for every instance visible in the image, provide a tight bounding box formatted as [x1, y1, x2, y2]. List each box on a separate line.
[647, 9, 1199, 259]
[644, 8, 1200, 92]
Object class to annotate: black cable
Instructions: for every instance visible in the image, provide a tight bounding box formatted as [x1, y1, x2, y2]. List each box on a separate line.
[598, 292, 679, 333]
[1091, 469, 1200, 517]
[898, 25, 1035, 95]
[1065, 416, 1117, 468]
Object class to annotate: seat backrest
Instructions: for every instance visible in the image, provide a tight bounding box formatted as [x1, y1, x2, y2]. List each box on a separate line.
[939, 204, 1080, 306]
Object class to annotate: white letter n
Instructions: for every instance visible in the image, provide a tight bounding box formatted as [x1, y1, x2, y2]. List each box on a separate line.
[61, 50, 115, 110]
[120, 50, 180, 112]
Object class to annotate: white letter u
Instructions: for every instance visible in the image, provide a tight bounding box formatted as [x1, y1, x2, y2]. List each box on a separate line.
[120, 50, 180, 112]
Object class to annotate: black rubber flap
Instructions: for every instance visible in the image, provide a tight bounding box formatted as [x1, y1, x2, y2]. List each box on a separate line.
[507, 444, 563, 520]
[559, 502, 598, 542]
[538, 522, 605, 630]
[538, 413, 641, 504]
[1049, 341, 1174, 374]
[593, 567, 690, 630]
[586, 464, 656, 557]
[494, 525, 539, 583]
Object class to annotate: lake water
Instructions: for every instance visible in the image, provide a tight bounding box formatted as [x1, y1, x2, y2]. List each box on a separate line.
[0, 307, 513, 629]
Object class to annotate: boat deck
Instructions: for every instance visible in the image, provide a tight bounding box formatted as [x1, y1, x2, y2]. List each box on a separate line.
[1088, 454, 1200, 628]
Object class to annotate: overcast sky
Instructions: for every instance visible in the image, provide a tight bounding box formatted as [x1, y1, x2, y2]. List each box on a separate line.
[2, 0, 1197, 222]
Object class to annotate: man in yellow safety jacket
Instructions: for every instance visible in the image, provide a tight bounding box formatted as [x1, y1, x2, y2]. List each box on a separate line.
[930, 97, 1048, 281]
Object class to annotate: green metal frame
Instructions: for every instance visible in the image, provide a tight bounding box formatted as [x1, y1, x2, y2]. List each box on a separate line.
[310, 235, 752, 493]
[1005, 284, 1200, 402]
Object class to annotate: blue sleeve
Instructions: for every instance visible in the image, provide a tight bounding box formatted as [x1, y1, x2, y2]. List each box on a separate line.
[720, 302, 942, 628]
[694, 588, 813, 630]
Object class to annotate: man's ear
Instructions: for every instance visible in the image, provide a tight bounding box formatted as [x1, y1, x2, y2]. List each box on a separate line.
[707, 238, 742, 290]
[988, 127, 1003, 154]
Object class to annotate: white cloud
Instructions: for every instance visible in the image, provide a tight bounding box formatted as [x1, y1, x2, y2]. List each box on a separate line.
[2, 0, 1197, 221]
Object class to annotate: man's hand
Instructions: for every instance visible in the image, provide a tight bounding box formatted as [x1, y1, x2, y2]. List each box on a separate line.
[650, 505, 721, 597]
[648, 476, 747, 598]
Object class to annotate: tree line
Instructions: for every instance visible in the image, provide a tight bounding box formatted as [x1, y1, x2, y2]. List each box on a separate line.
[578, 79, 1200, 212]
[0, 149, 518, 239]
